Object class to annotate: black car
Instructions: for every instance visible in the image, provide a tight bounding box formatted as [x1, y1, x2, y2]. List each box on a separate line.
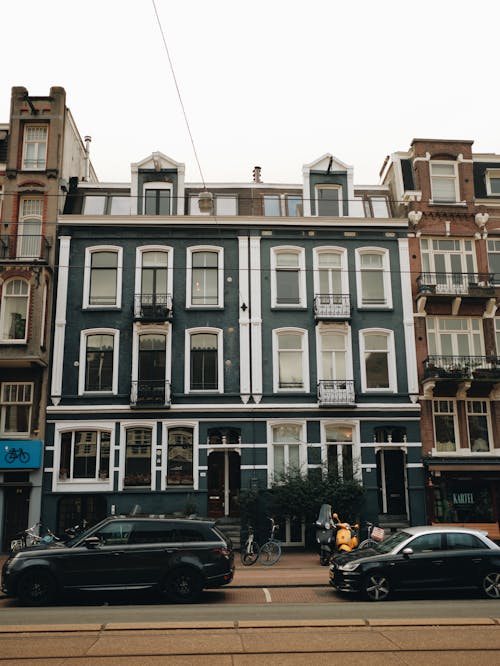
[330, 526, 500, 601]
[1, 516, 234, 605]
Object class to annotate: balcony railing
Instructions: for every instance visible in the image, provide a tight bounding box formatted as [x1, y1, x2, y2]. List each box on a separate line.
[417, 272, 495, 297]
[314, 294, 351, 319]
[424, 355, 500, 380]
[317, 380, 355, 405]
[133, 293, 173, 320]
[0, 235, 52, 262]
[130, 380, 171, 407]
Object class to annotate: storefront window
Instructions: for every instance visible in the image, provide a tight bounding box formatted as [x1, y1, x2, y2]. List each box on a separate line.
[433, 482, 494, 523]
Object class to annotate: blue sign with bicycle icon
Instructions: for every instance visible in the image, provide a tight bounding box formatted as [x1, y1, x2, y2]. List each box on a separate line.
[1, 440, 42, 470]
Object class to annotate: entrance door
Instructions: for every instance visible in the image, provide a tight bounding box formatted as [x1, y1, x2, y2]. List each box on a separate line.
[2, 486, 30, 551]
[207, 451, 241, 518]
[376, 449, 408, 516]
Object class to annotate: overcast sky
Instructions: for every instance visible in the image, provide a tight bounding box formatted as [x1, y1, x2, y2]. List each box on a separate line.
[2, 0, 498, 185]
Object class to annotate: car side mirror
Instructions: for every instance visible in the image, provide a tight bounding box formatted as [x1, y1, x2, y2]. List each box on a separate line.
[402, 547, 413, 557]
[84, 536, 101, 549]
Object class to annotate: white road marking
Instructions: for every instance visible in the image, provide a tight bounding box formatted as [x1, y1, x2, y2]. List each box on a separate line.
[262, 588, 272, 603]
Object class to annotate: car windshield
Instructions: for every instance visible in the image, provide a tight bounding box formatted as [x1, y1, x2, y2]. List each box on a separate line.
[373, 530, 411, 554]
[65, 522, 103, 547]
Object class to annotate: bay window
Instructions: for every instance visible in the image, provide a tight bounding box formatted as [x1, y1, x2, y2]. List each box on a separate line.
[124, 428, 152, 487]
[59, 430, 111, 481]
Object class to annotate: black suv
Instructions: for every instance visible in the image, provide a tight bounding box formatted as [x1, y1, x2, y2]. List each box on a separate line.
[1, 516, 234, 605]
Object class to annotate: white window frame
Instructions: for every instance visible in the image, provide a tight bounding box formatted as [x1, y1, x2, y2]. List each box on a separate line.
[466, 400, 493, 454]
[485, 169, 500, 196]
[78, 328, 120, 396]
[0, 382, 33, 436]
[17, 198, 43, 259]
[162, 420, 199, 490]
[271, 246, 306, 308]
[313, 246, 349, 297]
[83, 246, 123, 309]
[135, 245, 174, 310]
[487, 240, 500, 285]
[53, 422, 115, 492]
[426, 317, 484, 358]
[186, 246, 224, 309]
[315, 184, 343, 217]
[185, 327, 224, 394]
[321, 420, 361, 482]
[355, 247, 392, 309]
[131, 324, 171, 402]
[143, 182, 173, 215]
[432, 399, 458, 454]
[316, 323, 353, 382]
[359, 328, 397, 393]
[267, 420, 307, 483]
[0, 278, 30, 344]
[495, 318, 500, 355]
[272, 328, 309, 393]
[22, 125, 48, 170]
[119, 420, 157, 491]
[430, 161, 459, 204]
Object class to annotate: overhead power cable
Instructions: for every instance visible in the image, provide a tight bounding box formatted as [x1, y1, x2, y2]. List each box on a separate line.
[151, 0, 206, 189]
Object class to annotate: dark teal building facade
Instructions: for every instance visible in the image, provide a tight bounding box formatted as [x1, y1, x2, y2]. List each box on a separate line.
[42, 152, 425, 546]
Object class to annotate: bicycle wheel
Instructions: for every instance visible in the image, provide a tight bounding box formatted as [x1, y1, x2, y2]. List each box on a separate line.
[258, 540, 281, 566]
[240, 540, 259, 566]
[19, 450, 30, 464]
[358, 538, 377, 549]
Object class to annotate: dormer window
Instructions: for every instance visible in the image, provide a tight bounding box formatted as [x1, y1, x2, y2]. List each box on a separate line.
[144, 183, 172, 215]
[430, 162, 458, 203]
[316, 185, 342, 216]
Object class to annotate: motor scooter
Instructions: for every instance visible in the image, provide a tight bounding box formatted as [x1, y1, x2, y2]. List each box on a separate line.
[315, 504, 336, 565]
[331, 513, 359, 554]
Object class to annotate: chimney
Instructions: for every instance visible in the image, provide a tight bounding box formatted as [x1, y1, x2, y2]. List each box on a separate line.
[84, 135, 92, 181]
[253, 166, 262, 183]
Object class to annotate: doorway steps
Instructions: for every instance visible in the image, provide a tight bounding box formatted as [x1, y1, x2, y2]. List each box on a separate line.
[378, 514, 410, 534]
[215, 518, 241, 550]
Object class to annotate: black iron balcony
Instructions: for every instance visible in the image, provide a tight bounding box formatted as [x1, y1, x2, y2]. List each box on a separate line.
[417, 272, 495, 297]
[314, 294, 351, 320]
[130, 380, 171, 407]
[133, 293, 173, 320]
[317, 380, 355, 406]
[424, 355, 499, 381]
[0, 235, 52, 262]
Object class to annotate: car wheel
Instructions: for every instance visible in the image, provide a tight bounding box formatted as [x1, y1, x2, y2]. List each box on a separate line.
[482, 572, 500, 599]
[17, 570, 57, 606]
[362, 572, 391, 601]
[165, 568, 203, 603]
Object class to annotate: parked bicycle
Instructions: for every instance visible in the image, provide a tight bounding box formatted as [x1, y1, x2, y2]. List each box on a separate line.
[10, 522, 60, 552]
[358, 521, 385, 549]
[258, 517, 282, 566]
[240, 525, 259, 566]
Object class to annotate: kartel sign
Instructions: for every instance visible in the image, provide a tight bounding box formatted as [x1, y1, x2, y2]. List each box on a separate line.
[1, 441, 42, 470]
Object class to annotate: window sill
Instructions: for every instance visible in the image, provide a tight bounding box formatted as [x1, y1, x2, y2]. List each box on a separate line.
[185, 306, 224, 310]
[271, 306, 307, 310]
[82, 306, 121, 311]
[357, 306, 393, 311]
[428, 200, 467, 207]
[0, 340, 27, 345]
